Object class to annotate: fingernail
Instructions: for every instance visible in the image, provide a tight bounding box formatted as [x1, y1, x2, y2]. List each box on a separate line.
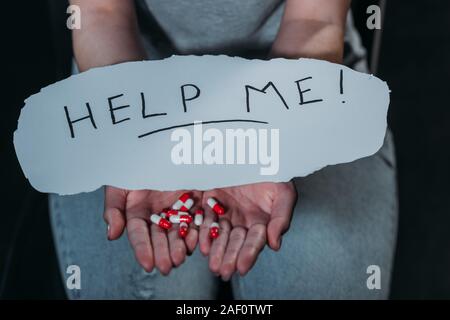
[221, 275, 231, 282]
[107, 224, 111, 240]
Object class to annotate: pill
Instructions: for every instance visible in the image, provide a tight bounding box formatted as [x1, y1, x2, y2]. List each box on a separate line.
[168, 210, 190, 217]
[179, 193, 191, 202]
[167, 209, 180, 217]
[194, 209, 204, 226]
[160, 208, 169, 219]
[207, 198, 225, 215]
[179, 198, 194, 212]
[169, 213, 193, 224]
[172, 201, 184, 210]
[209, 222, 220, 239]
[150, 214, 172, 230]
[172, 193, 193, 211]
[179, 222, 188, 238]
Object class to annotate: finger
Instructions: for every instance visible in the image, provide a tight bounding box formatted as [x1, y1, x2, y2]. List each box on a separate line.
[208, 219, 231, 275]
[104, 207, 126, 240]
[237, 223, 267, 276]
[185, 194, 202, 253]
[126, 217, 154, 272]
[167, 226, 187, 267]
[103, 186, 127, 240]
[199, 206, 216, 256]
[220, 227, 246, 281]
[267, 183, 297, 250]
[150, 223, 172, 275]
[185, 224, 198, 254]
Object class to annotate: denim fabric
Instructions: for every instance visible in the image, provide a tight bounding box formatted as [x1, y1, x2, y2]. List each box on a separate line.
[49, 131, 397, 299]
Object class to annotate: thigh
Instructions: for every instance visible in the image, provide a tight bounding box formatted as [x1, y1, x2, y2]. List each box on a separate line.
[232, 131, 398, 299]
[49, 188, 217, 299]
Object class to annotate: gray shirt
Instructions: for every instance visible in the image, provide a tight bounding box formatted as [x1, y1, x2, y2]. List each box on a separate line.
[137, 0, 368, 72]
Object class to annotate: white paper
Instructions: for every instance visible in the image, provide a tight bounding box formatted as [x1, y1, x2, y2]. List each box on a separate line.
[13, 55, 390, 195]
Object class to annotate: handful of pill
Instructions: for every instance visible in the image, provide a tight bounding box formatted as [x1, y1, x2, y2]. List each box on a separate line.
[149, 193, 225, 239]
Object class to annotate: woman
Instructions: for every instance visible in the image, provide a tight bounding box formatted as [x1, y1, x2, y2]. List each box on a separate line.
[50, 0, 397, 299]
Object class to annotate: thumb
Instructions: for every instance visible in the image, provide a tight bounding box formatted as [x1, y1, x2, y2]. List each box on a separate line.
[267, 182, 297, 250]
[103, 186, 127, 240]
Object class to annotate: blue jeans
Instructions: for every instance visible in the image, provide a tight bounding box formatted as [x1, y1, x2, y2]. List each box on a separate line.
[49, 131, 397, 299]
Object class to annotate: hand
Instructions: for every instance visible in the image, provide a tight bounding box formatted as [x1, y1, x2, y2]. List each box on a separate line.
[103, 186, 203, 274]
[199, 182, 297, 281]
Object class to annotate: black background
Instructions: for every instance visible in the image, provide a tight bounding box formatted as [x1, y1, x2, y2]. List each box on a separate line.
[1, 0, 449, 299]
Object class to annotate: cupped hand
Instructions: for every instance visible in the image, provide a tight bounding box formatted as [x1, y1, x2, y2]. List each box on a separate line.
[103, 186, 203, 274]
[199, 181, 297, 281]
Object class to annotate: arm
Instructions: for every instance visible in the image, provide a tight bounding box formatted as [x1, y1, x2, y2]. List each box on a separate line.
[271, 0, 351, 63]
[70, 0, 147, 72]
[201, 0, 350, 280]
[72, 1, 198, 275]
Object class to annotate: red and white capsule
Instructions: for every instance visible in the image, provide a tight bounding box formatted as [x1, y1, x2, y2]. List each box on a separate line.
[169, 212, 193, 224]
[166, 209, 180, 218]
[160, 208, 169, 219]
[194, 209, 204, 226]
[168, 210, 189, 216]
[172, 193, 194, 211]
[209, 222, 220, 239]
[150, 214, 172, 230]
[207, 198, 225, 215]
[179, 222, 189, 238]
[179, 198, 194, 211]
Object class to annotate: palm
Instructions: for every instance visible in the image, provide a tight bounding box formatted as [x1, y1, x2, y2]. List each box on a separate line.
[206, 183, 278, 228]
[124, 189, 200, 220]
[104, 186, 203, 274]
